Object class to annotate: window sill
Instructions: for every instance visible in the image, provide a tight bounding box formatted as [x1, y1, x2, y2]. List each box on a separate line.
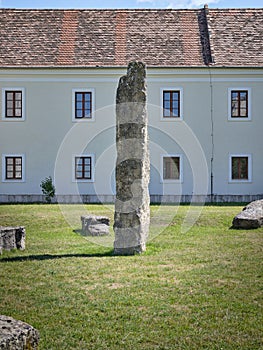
[160, 117, 183, 122]
[228, 180, 252, 184]
[72, 118, 95, 123]
[228, 117, 251, 122]
[161, 179, 182, 184]
[72, 179, 94, 183]
[2, 117, 26, 122]
[2, 179, 25, 183]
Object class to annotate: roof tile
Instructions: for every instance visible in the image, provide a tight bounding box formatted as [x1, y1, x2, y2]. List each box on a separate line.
[207, 8, 263, 67]
[0, 8, 262, 67]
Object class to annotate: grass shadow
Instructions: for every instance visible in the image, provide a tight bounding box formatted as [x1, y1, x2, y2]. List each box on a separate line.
[0, 250, 114, 263]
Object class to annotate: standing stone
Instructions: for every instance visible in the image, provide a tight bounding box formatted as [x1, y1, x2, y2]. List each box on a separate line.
[114, 61, 150, 255]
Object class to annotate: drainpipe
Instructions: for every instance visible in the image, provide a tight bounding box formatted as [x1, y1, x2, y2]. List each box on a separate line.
[208, 65, 214, 203]
[203, 4, 215, 203]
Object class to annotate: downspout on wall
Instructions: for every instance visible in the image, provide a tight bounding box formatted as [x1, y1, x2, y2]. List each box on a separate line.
[198, 4, 215, 202]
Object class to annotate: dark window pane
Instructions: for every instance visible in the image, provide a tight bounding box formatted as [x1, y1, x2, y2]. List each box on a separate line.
[7, 101, 13, 108]
[231, 92, 238, 100]
[84, 93, 91, 101]
[240, 92, 247, 100]
[15, 92, 22, 100]
[85, 102, 91, 109]
[240, 108, 247, 117]
[76, 93, 83, 102]
[76, 110, 82, 118]
[163, 157, 180, 180]
[164, 101, 170, 110]
[232, 157, 248, 180]
[163, 109, 170, 117]
[6, 92, 13, 100]
[163, 92, 170, 101]
[172, 92, 179, 100]
[76, 101, 82, 110]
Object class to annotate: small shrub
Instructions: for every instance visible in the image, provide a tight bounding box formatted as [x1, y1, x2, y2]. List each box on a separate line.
[40, 176, 55, 203]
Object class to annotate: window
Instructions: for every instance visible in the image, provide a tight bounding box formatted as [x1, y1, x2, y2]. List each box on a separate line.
[2, 154, 25, 182]
[74, 155, 94, 181]
[75, 92, 92, 118]
[228, 88, 251, 120]
[229, 154, 251, 182]
[2, 88, 25, 121]
[72, 89, 95, 121]
[231, 91, 248, 117]
[162, 155, 182, 181]
[161, 88, 183, 120]
[163, 90, 180, 117]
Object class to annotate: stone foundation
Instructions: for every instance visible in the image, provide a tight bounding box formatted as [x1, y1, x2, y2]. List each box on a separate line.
[0, 315, 40, 350]
[0, 194, 263, 204]
[0, 226, 25, 254]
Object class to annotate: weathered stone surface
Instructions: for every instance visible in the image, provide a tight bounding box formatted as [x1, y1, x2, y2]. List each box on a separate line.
[114, 61, 150, 255]
[232, 199, 263, 229]
[0, 226, 25, 254]
[81, 216, 110, 236]
[0, 315, 40, 350]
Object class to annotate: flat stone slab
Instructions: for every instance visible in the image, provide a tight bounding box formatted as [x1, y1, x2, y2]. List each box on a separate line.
[0, 226, 25, 254]
[81, 216, 110, 236]
[232, 199, 263, 229]
[0, 315, 40, 349]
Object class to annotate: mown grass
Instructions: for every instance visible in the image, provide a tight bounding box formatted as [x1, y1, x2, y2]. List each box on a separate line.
[0, 204, 262, 349]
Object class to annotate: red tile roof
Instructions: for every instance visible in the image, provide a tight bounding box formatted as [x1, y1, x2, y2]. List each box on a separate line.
[206, 8, 263, 67]
[0, 7, 262, 68]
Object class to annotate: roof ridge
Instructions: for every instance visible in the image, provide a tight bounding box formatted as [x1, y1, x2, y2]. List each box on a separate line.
[0, 8, 200, 11]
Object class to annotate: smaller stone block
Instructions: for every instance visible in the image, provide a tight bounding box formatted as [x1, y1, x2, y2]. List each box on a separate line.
[81, 216, 110, 236]
[0, 226, 26, 254]
[0, 315, 40, 350]
[232, 199, 263, 229]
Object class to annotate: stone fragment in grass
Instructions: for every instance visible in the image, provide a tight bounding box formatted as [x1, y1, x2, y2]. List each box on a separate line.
[0, 226, 25, 254]
[0, 315, 40, 350]
[81, 215, 110, 236]
[232, 199, 263, 229]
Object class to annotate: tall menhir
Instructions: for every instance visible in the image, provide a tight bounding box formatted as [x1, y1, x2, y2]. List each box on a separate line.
[113, 61, 150, 255]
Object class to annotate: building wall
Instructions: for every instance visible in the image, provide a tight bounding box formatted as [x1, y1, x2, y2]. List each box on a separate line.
[0, 67, 262, 202]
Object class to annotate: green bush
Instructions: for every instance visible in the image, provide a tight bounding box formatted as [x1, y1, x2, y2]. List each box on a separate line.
[40, 176, 55, 203]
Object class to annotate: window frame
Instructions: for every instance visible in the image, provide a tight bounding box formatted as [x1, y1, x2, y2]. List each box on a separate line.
[72, 88, 95, 122]
[229, 154, 252, 183]
[73, 154, 95, 182]
[228, 88, 251, 121]
[160, 88, 183, 121]
[161, 154, 183, 183]
[2, 87, 26, 121]
[2, 154, 25, 182]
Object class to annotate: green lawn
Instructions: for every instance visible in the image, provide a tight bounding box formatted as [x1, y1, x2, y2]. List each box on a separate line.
[0, 204, 262, 349]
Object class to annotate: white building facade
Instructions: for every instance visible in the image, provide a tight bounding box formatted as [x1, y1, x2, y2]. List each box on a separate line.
[0, 8, 262, 203]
